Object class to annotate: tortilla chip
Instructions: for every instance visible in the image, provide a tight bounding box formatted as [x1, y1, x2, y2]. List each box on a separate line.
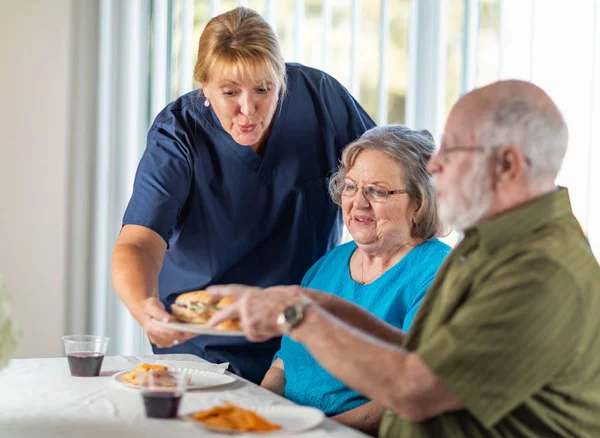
[120, 363, 168, 386]
[191, 402, 281, 432]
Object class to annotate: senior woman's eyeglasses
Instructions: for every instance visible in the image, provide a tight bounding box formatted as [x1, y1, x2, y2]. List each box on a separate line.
[339, 180, 409, 203]
[435, 145, 533, 166]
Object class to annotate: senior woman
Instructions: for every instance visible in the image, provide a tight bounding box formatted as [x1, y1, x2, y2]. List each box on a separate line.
[257, 125, 449, 434]
[111, 7, 374, 384]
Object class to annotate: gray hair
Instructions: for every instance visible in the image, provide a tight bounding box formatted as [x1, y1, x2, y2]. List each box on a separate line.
[477, 97, 568, 190]
[329, 125, 447, 240]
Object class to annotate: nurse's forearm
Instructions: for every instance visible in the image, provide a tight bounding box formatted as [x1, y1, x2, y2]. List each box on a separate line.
[112, 242, 162, 322]
[302, 288, 405, 346]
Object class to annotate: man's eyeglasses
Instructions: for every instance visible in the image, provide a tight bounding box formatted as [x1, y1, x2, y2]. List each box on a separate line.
[434, 145, 532, 166]
[338, 180, 409, 203]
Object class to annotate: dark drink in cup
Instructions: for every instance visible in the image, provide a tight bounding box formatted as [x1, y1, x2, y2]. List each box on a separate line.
[62, 335, 110, 377]
[67, 352, 105, 377]
[142, 392, 183, 419]
[137, 370, 187, 418]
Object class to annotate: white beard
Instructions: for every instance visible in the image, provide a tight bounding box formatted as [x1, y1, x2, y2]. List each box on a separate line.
[435, 162, 494, 232]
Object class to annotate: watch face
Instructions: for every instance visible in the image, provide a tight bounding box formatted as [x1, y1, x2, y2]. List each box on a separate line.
[284, 306, 298, 323]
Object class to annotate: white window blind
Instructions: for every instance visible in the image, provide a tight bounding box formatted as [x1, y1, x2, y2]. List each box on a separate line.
[75, 0, 599, 356]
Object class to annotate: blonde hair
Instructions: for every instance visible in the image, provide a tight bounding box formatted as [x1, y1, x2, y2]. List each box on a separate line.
[194, 7, 286, 97]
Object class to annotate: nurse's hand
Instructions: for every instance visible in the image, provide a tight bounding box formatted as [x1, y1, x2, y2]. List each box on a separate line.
[206, 285, 308, 342]
[137, 297, 197, 348]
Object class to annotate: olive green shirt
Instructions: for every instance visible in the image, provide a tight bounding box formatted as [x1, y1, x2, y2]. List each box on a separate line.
[380, 188, 600, 438]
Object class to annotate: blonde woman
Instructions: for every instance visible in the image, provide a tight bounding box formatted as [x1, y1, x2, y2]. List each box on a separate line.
[112, 7, 374, 384]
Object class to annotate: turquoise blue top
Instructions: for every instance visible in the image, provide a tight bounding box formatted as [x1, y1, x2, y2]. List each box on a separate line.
[276, 239, 450, 416]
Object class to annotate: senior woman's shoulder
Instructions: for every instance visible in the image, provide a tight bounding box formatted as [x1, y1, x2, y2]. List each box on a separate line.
[389, 240, 451, 290]
[411, 239, 452, 269]
[418, 239, 451, 257]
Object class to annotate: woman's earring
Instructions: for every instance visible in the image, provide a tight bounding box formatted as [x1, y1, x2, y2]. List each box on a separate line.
[204, 98, 210, 108]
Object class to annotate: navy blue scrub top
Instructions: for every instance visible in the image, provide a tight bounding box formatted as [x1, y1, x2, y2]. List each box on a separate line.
[123, 63, 375, 384]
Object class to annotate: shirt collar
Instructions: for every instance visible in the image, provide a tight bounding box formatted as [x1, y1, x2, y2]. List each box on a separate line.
[466, 187, 574, 254]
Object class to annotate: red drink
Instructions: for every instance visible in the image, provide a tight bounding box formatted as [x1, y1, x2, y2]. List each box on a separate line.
[142, 392, 182, 418]
[67, 352, 104, 377]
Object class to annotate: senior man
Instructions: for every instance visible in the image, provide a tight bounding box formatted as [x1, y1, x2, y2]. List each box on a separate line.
[207, 80, 600, 437]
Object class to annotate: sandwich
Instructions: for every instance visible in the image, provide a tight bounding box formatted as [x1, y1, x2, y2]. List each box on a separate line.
[213, 296, 242, 331]
[171, 290, 217, 324]
[171, 290, 241, 331]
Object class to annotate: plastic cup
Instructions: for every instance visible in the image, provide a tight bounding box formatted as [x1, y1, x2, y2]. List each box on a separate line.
[136, 370, 188, 419]
[62, 335, 110, 377]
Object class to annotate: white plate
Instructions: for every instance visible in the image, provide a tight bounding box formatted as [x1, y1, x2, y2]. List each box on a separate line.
[154, 360, 229, 374]
[152, 319, 245, 337]
[111, 367, 236, 391]
[185, 405, 325, 435]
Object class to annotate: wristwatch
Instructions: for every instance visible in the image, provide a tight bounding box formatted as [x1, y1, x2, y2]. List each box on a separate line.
[276, 299, 312, 335]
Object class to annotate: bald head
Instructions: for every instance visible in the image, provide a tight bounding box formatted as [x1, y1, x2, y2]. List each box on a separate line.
[463, 79, 559, 110]
[457, 80, 564, 130]
[449, 80, 568, 189]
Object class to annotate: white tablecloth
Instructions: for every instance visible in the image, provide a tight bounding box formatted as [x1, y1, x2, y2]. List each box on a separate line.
[0, 354, 369, 438]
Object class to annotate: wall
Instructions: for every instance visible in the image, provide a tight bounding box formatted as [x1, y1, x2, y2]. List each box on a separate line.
[0, 0, 72, 357]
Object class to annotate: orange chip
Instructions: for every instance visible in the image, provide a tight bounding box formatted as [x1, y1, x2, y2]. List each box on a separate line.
[191, 402, 281, 432]
[139, 363, 168, 372]
[120, 363, 169, 386]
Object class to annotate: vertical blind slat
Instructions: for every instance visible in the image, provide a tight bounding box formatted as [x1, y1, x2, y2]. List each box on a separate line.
[377, 0, 390, 124]
[294, 0, 305, 62]
[179, 0, 195, 96]
[405, 0, 448, 137]
[431, 0, 449, 135]
[462, 0, 479, 93]
[350, 0, 361, 97]
[321, 0, 332, 72]
[93, 0, 114, 338]
[265, 0, 277, 28]
[209, 0, 220, 19]
[118, 0, 147, 355]
[434, 0, 449, 135]
[151, 0, 169, 119]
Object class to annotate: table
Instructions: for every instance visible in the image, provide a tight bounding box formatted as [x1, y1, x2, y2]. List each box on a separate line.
[0, 354, 370, 438]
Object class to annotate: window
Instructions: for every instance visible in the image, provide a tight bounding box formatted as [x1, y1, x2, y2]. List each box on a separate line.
[87, 0, 599, 356]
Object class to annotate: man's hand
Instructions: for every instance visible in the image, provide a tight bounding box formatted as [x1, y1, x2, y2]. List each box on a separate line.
[136, 297, 197, 348]
[206, 284, 309, 342]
